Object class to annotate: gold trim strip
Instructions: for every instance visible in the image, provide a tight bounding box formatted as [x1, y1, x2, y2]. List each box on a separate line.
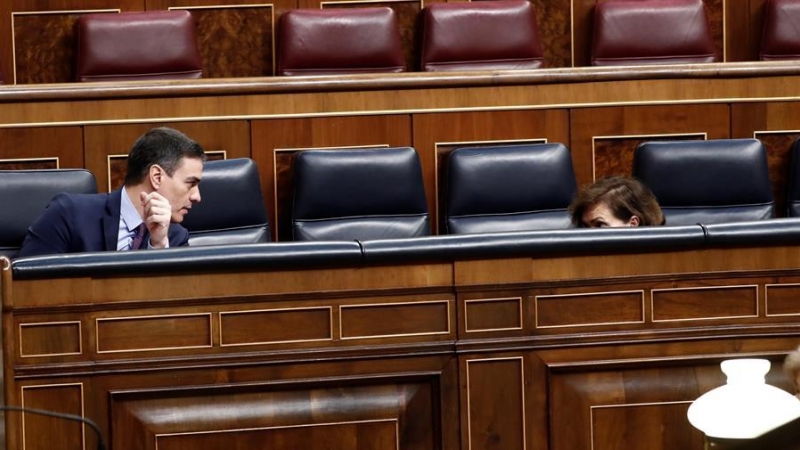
[650, 284, 759, 323]
[21, 382, 86, 450]
[465, 356, 526, 450]
[765, 283, 800, 317]
[320, 0, 416, 6]
[18, 321, 82, 358]
[754, 129, 800, 138]
[95, 312, 213, 354]
[338, 299, 452, 340]
[535, 290, 645, 329]
[154, 418, 399, 439]
[218, 306, 334, 347]
[463, 297, 523, 333]
[0, 156, 59, 169]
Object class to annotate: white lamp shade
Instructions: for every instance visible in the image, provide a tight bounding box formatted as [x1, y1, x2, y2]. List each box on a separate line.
[687, 358, 800, 439]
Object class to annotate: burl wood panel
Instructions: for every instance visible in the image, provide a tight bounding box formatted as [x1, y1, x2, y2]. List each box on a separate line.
[592, 133, 705, 180]
[0, 126, 83, 169]
[536, 290, 644, 328]
[651, 285, 758, 322]
[571, 0, 726, 67]
[251, 115, 412, 241]
[21, 384, 85, 450]
[340, 300, 451, 339]
[765, 284, 800, 316]
[96, 313, 212, 352]
[173, 5, 275, 77]
[531, 0, 572, 67]
[753, 132, 797, 217]
[83, 121, 250, 193]
[570, 104, 730, 186]
[465, 357, 525, 450]
[464, 297, 523, 333]
[413, 110, 569, 233]
[19, 322, 81, 357]
[112, 380, 437, 450]
[220, 307, 332, 345]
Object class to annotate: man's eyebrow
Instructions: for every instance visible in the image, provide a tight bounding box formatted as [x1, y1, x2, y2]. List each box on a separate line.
[186, 176, 201, 183]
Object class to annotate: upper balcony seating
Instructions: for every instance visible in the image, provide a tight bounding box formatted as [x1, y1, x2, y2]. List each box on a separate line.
[760, 0, 800, 61]
[632, 138, 774, 225]
[180, 158, 270, 246]
[75, 10, 203, 82]
[591, 0, 715, 66]
[444, 143, 576, 234]
[0, 169, 97, 258]
[277, 7, 405, 76]
[291, 147, 430, 241]
[420, 0, 544, 72]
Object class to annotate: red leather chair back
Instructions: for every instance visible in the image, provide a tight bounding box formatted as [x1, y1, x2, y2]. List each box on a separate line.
[761, 0, 800, 61]
[420, 0, 544, 72]
[591, 0, 715, 66]
[75, 10, 203, 82]
[277, 7, 405, 76]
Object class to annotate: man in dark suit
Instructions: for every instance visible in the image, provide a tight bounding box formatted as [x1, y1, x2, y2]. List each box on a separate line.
[19, 127, 205, 257]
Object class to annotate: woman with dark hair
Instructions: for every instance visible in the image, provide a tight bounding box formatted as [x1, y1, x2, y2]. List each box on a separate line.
[569, 176, 665, 228]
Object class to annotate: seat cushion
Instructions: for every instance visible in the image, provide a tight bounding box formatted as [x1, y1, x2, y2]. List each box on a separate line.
[292, 147, 429, 241]
[75, 10, 203, 82]
[591, 0, 715, 66]
[277, 7, 405, 76]
[760, 0, 800, 61]
[421, 0, 544, 72]
[445, 143, 576, 234]
[633, 139, 774, 225]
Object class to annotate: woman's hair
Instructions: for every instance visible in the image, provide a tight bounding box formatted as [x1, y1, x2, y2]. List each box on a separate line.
[785, 345, 800, 392]
[569, 176, 665, 227]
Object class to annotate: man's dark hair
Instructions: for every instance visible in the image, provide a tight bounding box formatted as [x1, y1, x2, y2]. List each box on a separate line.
[124, 127, 206, 186]
[569, 176, 666, 227]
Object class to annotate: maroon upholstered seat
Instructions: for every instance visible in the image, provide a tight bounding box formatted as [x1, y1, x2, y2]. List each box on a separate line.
[277, 7, 405, 76]
[591, 0, 715, 66]
[420, 0, 544, 72]
[75, 10, 203, 82]
[761, 0, 800, 61]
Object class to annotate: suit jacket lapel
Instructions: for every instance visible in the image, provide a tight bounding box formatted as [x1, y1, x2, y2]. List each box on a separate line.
[103, 189, 123, 251]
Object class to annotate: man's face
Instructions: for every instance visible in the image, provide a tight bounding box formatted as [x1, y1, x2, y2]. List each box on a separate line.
[158, 157, 203, 223]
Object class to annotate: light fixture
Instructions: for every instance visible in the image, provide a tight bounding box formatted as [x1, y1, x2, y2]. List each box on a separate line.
[687, 358, 800, 443]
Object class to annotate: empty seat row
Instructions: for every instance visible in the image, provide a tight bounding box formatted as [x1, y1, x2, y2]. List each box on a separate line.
[67, 0, 800, 82]
[5, 137, 797, 259]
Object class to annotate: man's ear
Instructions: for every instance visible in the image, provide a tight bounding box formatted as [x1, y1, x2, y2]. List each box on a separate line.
[629, 215, 641, 227]
[149, 164, 164, 190]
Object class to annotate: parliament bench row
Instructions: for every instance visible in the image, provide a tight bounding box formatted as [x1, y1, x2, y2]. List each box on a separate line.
[2, 136, 796, 258]
[10, 217, 800, 280]
[24, 0, 800, 84]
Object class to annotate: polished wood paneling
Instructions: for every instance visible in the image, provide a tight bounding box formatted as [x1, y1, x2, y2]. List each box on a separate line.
[765, 284, 800, 317]
[20, 384, 85, 450]
[19, 322, 81, 357]
[464, 297, 522, 333]
[83, 121, 250, 192]
[590, 402, 700, 450]
[570, 104, 730, 186]
[220, 307, 332, 345]
[0, 127, 83, 169]
[531, 0, 572, 67]
[465, 357, 525, 450]
[251, 115, 412, 241]
[651, 285, 758, 322]
[171, 5, 276, 78]
[340, 299, 451, 339]
[536, 290, 644, 328]
[96, 313, 212, 352]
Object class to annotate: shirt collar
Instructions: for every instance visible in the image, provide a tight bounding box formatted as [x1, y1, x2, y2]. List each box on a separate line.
[120, 188, 144, 232]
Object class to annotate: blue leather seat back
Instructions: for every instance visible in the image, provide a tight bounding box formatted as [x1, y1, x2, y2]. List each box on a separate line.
[445, 143, 577, 234]
[0, 169, 97, 258]
[181, 158, 270, 246]
[292, 147, 430, 241]
[633, 139, 774, 225]
[787, 138, 800, 217]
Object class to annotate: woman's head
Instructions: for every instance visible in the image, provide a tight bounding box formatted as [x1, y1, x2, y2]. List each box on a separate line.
[569, 176, 665, 228]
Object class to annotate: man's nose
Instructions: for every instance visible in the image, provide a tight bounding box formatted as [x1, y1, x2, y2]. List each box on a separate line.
[191, 186, 201, 203]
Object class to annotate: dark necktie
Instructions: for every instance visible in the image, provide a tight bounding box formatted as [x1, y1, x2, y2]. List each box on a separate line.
[130, 223, 147, 250]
